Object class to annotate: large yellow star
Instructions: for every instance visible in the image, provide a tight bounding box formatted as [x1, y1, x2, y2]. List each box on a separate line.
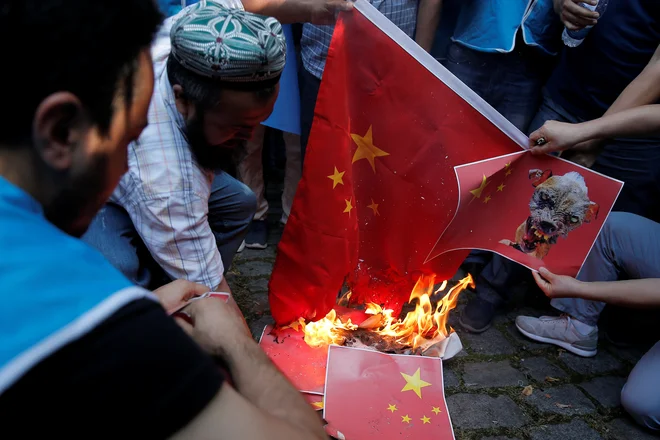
[367, 199, 380, 216]
[387, 404, 397, 413]
[469, 175, 489, 199]
[421, 415, 431, 424]
[401, 368, 432, 399]
[401, 415, 411, 424]
[351, 126, 390, 173]
[312, 401, 324, 410]
[327, 167, 345, 189]
[343, 198, 353, 216]
[432, 406, 441, 415]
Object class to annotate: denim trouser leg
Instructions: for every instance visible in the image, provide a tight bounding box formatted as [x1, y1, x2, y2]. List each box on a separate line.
[207, 172, 257, 271]
[551, 212, 660, 325]
[621, 341, 660, 431]
[82, 202, 154, 288]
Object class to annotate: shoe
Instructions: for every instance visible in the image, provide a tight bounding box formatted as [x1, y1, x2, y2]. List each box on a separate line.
[237, 240, 245, 253]
[459, 297, 497, 333]
[516, 315, 598, 357]
[245, 220, 268, 249]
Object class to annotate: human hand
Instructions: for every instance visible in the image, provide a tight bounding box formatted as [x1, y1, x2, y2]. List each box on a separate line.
[554, 0, 600, 31]
[306, 0, 354, 25]
[532, 267, 584, 298]
[153, 279, 210, 315]
[529, 120, 588, 155]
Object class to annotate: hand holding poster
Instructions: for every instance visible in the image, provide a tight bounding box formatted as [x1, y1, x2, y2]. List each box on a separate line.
[427, 151, 623, 276]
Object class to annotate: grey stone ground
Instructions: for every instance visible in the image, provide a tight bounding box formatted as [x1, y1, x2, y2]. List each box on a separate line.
[227, 188, 657, 440]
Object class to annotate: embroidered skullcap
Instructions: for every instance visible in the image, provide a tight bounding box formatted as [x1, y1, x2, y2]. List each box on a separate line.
[170, 1, 286, 86]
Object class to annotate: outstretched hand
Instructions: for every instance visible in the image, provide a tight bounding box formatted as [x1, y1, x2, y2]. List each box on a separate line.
[154, 279, 210, 315]
[306, 0, 354, 25]
[554, 0, 600, 31]
[529, 120, 586, 155]
[532, 267, 584, 299]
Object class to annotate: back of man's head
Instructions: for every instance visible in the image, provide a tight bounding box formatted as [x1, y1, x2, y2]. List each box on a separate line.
[0, 0, 163, 145]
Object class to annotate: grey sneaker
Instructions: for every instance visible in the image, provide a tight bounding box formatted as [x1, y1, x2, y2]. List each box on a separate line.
[515, 315, 598, 357]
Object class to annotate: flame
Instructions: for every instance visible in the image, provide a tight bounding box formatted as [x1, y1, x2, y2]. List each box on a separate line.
[302, 274, 474, 350]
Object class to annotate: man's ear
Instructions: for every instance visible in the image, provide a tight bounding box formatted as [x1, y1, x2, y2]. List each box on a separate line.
[529, 169, 553, 187]
[33, 92, 87, 171]
[172, 84, 191, 119]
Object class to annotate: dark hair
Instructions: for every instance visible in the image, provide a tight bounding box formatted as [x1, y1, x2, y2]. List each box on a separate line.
[0, 0, 163, 144]
[166, 55, 278, 109]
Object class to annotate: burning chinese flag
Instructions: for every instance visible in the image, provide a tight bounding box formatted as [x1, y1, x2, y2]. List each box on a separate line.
[269, 0, 523, 325]
[323, 345, 453, 439]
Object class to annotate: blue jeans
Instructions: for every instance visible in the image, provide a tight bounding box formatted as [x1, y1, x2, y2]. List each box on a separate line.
[552, 213, 660, 431]
[83, 172, 255, 288]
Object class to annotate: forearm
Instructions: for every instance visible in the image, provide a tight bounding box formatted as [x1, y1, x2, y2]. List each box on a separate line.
[414, 0, 442, 52]
[573, 105, 660, 142]
[220, 337, 326, 439]
[574, 278, 660, 307]
[215, 276, 232, 294]
[242, 0, 309, 24]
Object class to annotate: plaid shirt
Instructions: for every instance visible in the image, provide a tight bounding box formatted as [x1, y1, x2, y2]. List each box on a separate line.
[111, 2, 243, 289]
[301, 0, 418, 80]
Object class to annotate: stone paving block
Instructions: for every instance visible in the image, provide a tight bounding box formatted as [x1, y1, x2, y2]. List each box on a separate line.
[443, 367, 460, 389]
[463, 361, 526, 389]
[605, 418, 658, 440]
[236, 246, 277, 261]
[249, 315, 275, 340]
[530, 420, 602, 440]
[246, 278, 269, 293]
[559, 350, 624, 375]
[236, 260, 274, 278]
[447, 394, 529, 430]
[605, 344, 646, 364]
[519, 357, 568, 383]
[505, 321, 551, 351]
[480, 437, 522, 440]
[525, 384, 596, 416]
[459, 327, 516, 356]
[580, 376, 626, 408]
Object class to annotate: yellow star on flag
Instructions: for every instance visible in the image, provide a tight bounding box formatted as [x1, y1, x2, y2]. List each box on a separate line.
[387, 404, 397, 413]
[504, 162, 513, 177]
[327, 167, 345, 189]
[343, 198, 353, 216]
[367, 199, 380, 216]
[497, 183, 506, 192]
[351, 126, 390, 173]
[470, 175, 489, 199]
[401, 368, 432, 399]
[421, 415, 431, 424]
[483, 195, 491, 204]
[401, 415, 412, 424]
[312, 401, 324, 409]
[432, 406, 441, 415]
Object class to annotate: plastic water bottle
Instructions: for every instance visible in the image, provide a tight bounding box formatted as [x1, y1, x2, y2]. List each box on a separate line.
[561, 0, 609, 47]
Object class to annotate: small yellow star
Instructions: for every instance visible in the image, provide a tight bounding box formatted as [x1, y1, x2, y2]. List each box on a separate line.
[387, 404, 397, 413]
[483, 195, 491, 204]
[401, 368, 432, 399]
[327, 167, 345, 189]
[470, 175, 489, 199]
[367, 199, 380, 216]
[421, 415, 431, 424]
[431, 406, 441, 415]
[351, 126, 390, 173]
[401, 415, 411, 424]
[505, 161, 511, 168]
[497, 183, 506, 192]
[505, 169, 513, 176]
[343, 198, 353, 216]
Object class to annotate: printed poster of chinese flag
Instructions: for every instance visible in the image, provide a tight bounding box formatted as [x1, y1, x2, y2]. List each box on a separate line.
[268, 0, 525, 325]
[323, 345, 453, 439]
[427, 151, 623, 276]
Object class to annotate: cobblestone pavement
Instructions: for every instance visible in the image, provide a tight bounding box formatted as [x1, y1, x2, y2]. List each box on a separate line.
[228, 218, 656, 440]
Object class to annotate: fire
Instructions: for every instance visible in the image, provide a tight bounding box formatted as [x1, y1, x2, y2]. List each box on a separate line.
[303, 274, 474, 349]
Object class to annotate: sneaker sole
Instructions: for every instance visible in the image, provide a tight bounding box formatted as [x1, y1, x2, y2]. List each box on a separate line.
[458, 314, 492, 334]
[245, 243, 268, 250]
[516, 323, 597, 357]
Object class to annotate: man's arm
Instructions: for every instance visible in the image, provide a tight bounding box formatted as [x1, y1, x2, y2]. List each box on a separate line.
[242, 0, 353, 25]
[173, 298, 327, 440]
[414, 0, 443, 52]
[533, 267, 660, 308]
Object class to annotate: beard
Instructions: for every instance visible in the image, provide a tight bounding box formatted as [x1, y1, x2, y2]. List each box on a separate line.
[186, 115, 247, 172]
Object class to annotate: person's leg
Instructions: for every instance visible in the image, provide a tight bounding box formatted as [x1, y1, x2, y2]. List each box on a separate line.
[207, 172, 257, 269]
[621, 340, 660, 431]
[299, 66, 322, 162]
[82, 202, 153, 288]
[516, 213, 660, 356]
[443, 42, 495, 105]
[281, 132, 302, 225]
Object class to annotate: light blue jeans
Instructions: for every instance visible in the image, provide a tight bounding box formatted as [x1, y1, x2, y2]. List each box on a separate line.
[552, 212, 660, 431]
[83, 172, 256, 289]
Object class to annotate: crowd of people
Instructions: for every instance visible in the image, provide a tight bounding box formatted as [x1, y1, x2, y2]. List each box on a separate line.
[0, 0, 658, 436]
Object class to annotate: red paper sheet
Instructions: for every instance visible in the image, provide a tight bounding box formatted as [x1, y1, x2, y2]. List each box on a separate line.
[324, 345, 454, 439]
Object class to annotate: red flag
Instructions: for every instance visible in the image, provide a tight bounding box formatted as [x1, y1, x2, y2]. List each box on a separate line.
[323, 345, 453, 439]
[427, 151, 623, 276]
[269, 1, 522, 324]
